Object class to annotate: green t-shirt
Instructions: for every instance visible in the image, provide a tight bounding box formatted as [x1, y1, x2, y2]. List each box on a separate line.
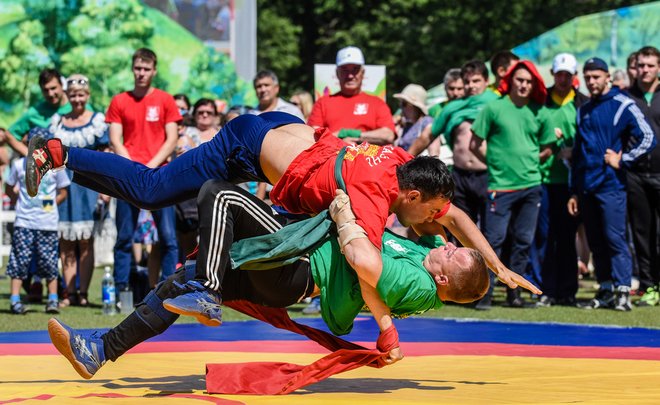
[539, 97, 577, 185]
[428, 101, 446, 118]
[309, 230, 444, 336]
[8, 101, 73, 140]
[431, 90, 499, 149]
[471, 96, 554, 190]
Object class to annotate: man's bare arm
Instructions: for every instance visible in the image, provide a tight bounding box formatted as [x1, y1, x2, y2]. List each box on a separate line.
[359, 127, 396, 145]
[145, 122, 178, 168]
[469, 133, 487, 163]
[344, 238, 403, 365]
[109, 123, 130, 159]
[407, 123, 433, 156]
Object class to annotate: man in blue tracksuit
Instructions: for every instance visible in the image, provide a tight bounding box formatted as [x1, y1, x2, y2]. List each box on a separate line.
[568, 57, 656, 311]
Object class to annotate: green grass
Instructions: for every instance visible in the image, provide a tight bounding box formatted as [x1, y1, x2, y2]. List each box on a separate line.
[1, 268, 659, 332]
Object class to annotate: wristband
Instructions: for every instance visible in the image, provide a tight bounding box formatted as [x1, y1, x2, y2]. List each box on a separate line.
[338, 129, 362, 139]
[376, 324, 399, 352]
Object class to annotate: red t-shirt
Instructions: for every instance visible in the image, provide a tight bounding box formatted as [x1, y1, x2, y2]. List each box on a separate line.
[307, 92, 396, 134]
[270, 130, 411, 249]
[105, 88, 181, 164]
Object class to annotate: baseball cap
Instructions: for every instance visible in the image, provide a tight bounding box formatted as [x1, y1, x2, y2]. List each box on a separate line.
[552, 53, 577, 74]
[336, 46, 365, 67]
[583, 57, 609, 72]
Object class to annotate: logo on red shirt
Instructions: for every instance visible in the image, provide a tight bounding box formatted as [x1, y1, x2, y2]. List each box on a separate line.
[146, 106, 160, 122]
[353, 103, 369, 115]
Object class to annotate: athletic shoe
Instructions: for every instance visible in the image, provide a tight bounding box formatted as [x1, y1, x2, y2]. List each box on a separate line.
[162, 280, 223, 327]
[26, 136, 67, 197]
[45, 300, 60, 314]
[10, 301, 27, 315]
[614, 290, 632, 312]
[48, 318, 105, 379]
[536, 295, 554, 307]
[580, 288, 615, 309]
[636, 286, 660, 307]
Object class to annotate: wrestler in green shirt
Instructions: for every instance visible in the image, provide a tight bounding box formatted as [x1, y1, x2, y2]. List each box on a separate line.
[311, 231, 452, 335]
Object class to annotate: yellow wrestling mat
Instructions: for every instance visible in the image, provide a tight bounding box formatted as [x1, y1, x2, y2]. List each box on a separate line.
[2, 318, 660, 404]
[2, 352, 660, 404]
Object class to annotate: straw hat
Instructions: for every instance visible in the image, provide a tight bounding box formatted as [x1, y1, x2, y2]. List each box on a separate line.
[393, 84, 428, 115]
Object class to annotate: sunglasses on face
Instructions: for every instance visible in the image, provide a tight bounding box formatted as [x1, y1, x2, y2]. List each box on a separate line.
[196, 110, 215, 116]
[67, 78, 88, 86]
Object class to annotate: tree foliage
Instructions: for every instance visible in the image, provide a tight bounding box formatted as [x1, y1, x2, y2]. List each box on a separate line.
[256, 0, 653, 105]
[181, 47, 257, 107]
[0, 0, 254, 119]
[0, 20, 52, 109]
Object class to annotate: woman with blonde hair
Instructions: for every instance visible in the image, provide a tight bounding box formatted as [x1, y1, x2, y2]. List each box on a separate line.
[49, 74, 109, 306]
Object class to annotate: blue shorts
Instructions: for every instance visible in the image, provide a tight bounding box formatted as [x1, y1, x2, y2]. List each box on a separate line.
[67, 112, 304, 209]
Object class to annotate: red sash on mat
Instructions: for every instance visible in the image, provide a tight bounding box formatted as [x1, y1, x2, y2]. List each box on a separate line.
[206, 300, 399, 395]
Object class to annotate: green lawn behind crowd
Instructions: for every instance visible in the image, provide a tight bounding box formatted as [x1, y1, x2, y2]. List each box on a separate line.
[1, 266, 659, 333]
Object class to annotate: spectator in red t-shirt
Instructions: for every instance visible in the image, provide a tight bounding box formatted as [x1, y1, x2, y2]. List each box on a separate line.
[105, 48, 181, 302]
[307, 46, 396, 145]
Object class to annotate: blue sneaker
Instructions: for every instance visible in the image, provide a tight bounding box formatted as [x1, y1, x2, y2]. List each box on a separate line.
[162, 280, 223, 327]
[48, 318, 105, 379]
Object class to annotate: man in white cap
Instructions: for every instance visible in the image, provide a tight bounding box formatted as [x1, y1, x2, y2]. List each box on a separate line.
[304, 45, 396, 314]
[308, 46, 395, 145]
[532, 53, 589, 308]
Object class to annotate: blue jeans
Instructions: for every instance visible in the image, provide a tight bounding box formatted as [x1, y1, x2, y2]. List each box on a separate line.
[67, 112, 303, 210]
[114, 200, 178, 291]
[581, 188, 632, 288]
[483, 186, 542, 298]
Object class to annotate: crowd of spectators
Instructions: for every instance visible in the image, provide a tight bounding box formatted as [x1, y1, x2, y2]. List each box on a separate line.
[1, 43, 658, 316]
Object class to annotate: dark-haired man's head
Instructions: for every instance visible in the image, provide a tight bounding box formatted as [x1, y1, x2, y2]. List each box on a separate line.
[38, 68, 65, 107]
[394, 156, 454, 226]
[636, 46, 660, 91]
[583, 57, 610, 98]
[132, 48, 158, 90]
[490, 50, 519, 87]
[627, 51, 639, 84]
[461, 60, 489, 96]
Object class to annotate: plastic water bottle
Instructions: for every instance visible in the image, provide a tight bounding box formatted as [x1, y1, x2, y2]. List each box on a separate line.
[102, 266, 117, 315]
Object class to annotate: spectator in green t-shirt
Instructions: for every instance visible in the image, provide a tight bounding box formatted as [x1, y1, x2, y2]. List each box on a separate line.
[2, 69, 69, 156]
[470, 60, 555, 309]
[531, 53, 589, 308]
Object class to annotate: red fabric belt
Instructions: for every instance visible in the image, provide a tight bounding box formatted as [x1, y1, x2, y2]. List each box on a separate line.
[206, 300, 399, 395]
